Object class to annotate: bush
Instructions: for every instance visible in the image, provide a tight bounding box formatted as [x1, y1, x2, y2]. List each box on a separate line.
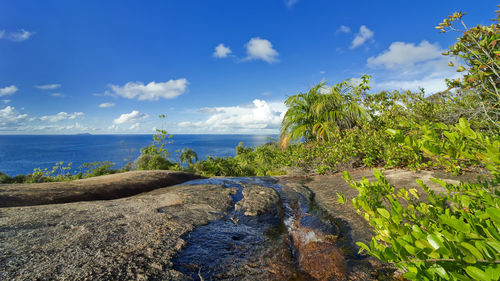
[339, 118, 500, 280]
[134, 154, 174, 170]
[0, 172, 13, 184]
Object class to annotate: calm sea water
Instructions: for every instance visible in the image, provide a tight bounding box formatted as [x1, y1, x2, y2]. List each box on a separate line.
[0, 134, 278, 176]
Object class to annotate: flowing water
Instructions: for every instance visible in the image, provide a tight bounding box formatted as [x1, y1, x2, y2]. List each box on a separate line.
[172, 177, 359, 281]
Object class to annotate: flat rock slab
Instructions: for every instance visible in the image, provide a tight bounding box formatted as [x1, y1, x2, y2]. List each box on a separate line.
[0, 183, 234, 280]
[285, 168, 480, 247]
[0, 170, 203, 207]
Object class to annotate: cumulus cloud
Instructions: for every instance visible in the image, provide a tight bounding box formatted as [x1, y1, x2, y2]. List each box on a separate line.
[39, 112, 85, 122]
[213, 43, 232, 58]
[0, 85, 18, 97]
[98, 102, 115, 108]
[0, 106, 28, 127]
[245, 38, 279, 63]
[129, 123, 140, 130]
[336, 25, 351, 34]
[368, 40, 458, 94]
[0, 29, 35, 42]
[107, 79, 188, 101]
[35, 84, 61, 90]
[23, 122, 91, 132]
[113, 110, 149, 125]
[374, 75, 457, 94]
[178, 99, 286, 133]
[367, 41, 443, 69]
[350, 25, 374, 49]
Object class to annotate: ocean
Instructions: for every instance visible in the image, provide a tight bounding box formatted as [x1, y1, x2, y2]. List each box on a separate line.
[0, 134, 278, 176]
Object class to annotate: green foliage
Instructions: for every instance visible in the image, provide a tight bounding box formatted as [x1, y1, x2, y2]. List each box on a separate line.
[79, 161, 117, 177]
[135, 114, 176, 170]
[0, 172, 13, 184]
[135, 154, 174, 170]
[23, 161, 73, 183]
[437, 8, 500, 130]
[340, 119, 500, 280]
[180, 148, 198, 166]
[280, 76, 369, 146]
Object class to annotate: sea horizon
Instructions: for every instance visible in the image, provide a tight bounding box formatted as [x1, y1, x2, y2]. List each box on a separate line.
[0, 134, 278, 176]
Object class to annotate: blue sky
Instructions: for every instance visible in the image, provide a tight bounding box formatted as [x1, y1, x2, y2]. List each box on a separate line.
[0, 0, 496, 134]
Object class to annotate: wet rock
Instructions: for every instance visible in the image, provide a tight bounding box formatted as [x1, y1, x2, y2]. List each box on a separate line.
[235, 184, 281, 216]
[0, 170, 204, 207]
[0, 183, 233, 280]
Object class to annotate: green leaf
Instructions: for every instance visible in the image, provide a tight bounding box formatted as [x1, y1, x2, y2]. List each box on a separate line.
[439, 214, 471, 233]
[460, 242, 484, 260]
[465, 266, 491, 281]
[377, 208, 391, 219]
[486, 207, 500, 224]
[463, 255, 477, 264]
[336, 192, 347, 204]
[409, 188, 419, 199]
[356, 242, 370, 254]
[427, 234, 445, 250]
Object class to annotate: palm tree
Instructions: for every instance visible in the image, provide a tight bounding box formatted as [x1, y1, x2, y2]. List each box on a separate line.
[280, 83, 325, 147]
[280, 78, 368, 147]
[180, 148, 198, 165]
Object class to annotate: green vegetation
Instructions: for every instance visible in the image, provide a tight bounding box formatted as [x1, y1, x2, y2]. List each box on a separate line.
[333, 9, 500, 280]
[1, 7, 499, 280]
[0, 161, 121, 183]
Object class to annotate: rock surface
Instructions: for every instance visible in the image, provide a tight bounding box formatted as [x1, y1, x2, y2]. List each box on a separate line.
[0, 170, 203, 207]
[288, 168, 478, 247]
[235, 184, 281, 217]
[0, 168, 480, 280]
[0, 182, 234, 280]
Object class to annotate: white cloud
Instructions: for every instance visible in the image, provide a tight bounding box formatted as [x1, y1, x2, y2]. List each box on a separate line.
[2, 100, 11, 104]
[336, 25, 351, 34]
[0, 106, 28, 127]
[0, 85, 18, 97]
[350, 25, 374, 49]
[178, 99, 286, 133]
[39, 112, 85, 122]
[367, 41, 442, 69]
[98, 102, 115, 108]
[368, 40, 459, 95]
[107, 79, 188, 101]
[35, 84, 61, 90]
[129, 123, 140, 129]
[51, 93, 65, 98]
[113, 110, 149, 125]
[245, 38, 279, 63]
[2, 29, 35, 42]
[284, 0, 299, 8]
[375, 77, 447, 94]
[23, 123, 91, 132]
[213, 43, 232, 58]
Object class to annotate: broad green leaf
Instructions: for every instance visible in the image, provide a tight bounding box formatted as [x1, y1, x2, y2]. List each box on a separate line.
[377, 208, 391, 219]
[439, 214, 471, 233]
[466, 266, 491, 281]
[427, 234, 445, 250]
[460, 242, 484, 260]
[486, 207, 500, 224]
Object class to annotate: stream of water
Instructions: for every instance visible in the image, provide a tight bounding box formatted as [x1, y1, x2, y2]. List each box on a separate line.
[172, 177, 354, 280]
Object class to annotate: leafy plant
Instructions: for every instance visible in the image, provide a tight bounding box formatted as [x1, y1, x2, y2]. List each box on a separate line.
[280, 76, 369, 147]
[339, 118, 500, 280]
[437, 7, 500, 130]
